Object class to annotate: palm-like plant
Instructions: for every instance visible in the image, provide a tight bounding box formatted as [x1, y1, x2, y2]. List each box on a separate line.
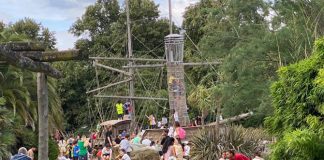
[190, 125, 270, 160]
[0, 103, 15, 159]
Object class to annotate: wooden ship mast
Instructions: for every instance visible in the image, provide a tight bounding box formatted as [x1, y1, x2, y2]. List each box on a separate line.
[87, 0, 221, 127]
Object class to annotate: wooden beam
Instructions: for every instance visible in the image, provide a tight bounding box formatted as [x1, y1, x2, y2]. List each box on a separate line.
[94, 95, 168, 101]
[90, 57, 166, 62]
[122, 64, 165, 69]
[94, 62, 131, 76]
[183, 61, 222, 66]
[121, 61, 222, 69]
[0, 45, 62, 78]
[3, 42, 45, 51]
[19, 49, 88, 62]
[86, 78, 132, 94]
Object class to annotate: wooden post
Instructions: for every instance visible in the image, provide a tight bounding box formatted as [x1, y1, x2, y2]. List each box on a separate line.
[126, 0, 136, 127]
[37, 73, 49, 160]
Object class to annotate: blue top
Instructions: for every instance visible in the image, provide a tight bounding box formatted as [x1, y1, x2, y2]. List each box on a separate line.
[11, 154, 32, 160]
[73, 145, 80, 157]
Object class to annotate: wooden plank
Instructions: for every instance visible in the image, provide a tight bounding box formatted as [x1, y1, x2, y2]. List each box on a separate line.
[86, 78, 132, 94]
[19, 49, 88, 62]
[122, 64, 165, 69]
[121, 61, 222, 69]
[94, 95, 168, 101]
[0, 45, 62, 78]
[89, 57, 166, 62]
[183, 61, 222, 66]
[95, 62, 131, 76]
[3, 42, 45, 51]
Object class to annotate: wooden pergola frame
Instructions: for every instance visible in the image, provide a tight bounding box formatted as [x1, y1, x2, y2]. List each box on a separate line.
[0, 42, 87, 160]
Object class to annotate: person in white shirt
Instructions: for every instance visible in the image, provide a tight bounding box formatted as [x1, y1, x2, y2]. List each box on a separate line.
[141, 138, 151, 146]
[183, 141, 190, 159]
[172, 109, 179, 122]
[120, 134, 132, 154]
[119, 149, 131, 160]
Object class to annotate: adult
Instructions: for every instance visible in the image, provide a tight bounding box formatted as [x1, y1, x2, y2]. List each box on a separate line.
[68, 135, 75, 145]
[195, 116, 202, 126]
[58, 137, 67, 156]
[161, 116, 168, 128]
[160, 129, 170, 146]
[119, 149, 131, 160]
[120, 134, 132, 155]
[123, 101, 130, 115]
[131, 133, 141, 144]
[77, 135, 89, 160]
[174, 121, 186, 140]
[252, 151, 264, 160]
[171, 109, 179, 123]
[174, 138, 184, 160]
[27, 147, 36, 160]
[116, 101, 124, 120]
[146, 114, 156, 129]
[219, 151, 227, 160]
[115, 134, 122, 145]
[72, 140, 79, 160]
[11, 147, 32, 160]
[162, 137, 176, 160]
[105, 126, 113, 146]
[226, 150, 250, 160]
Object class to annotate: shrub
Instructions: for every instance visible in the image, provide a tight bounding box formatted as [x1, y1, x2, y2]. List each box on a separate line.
[190, 125, 270, 160]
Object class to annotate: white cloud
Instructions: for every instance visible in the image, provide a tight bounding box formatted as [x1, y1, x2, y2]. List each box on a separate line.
[55, 31, 78, 50]
[0, 0, 198, 50]
[158, 0, 199, 26]
[0, 0, 94, 22]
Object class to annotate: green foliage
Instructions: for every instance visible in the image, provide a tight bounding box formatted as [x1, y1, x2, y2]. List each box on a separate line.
[48, 138, 59, 160]
[265, 38, 324, 159]
[183, 0, 324, 127]
[61, 0, 171, 130]
[0, 107, 15, 159]
[191, 125, 270, 160]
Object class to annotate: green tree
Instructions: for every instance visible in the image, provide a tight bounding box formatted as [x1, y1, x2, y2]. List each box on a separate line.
[63, 0, 171, 130]
[265, 38, 324, 159]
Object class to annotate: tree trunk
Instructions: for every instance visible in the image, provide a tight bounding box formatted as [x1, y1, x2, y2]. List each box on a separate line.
[37, 73, 49, 160]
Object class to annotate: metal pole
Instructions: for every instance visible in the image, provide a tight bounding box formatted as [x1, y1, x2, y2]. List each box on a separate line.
[169, 0, 172, 34]
[126, 0, 136, 123]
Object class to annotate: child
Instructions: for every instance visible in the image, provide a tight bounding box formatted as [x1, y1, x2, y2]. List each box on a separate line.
[101, 144, 112, 160]
[183, 141, 191, 160]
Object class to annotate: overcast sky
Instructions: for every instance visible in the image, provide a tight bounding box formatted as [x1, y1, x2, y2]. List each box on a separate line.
[0, 0, 198, 50]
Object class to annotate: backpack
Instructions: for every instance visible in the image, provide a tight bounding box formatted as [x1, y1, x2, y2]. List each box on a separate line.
[178, 127, 186, 140]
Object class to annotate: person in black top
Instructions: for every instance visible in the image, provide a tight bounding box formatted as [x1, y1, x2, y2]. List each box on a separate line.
[115, 134, 122, 144]
[105, 126, 113, 146]
[160, 129, 169, 145]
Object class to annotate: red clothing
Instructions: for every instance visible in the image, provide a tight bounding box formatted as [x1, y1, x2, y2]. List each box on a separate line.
[230, 153, 250, 160]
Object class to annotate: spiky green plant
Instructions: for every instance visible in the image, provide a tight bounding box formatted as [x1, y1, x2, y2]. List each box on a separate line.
[191, 125, 270, 160]
[0, 106, 15, 159]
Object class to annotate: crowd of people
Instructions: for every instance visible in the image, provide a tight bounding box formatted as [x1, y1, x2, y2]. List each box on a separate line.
[51, 117, 192, 160]
[54, 127, 132, 160]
